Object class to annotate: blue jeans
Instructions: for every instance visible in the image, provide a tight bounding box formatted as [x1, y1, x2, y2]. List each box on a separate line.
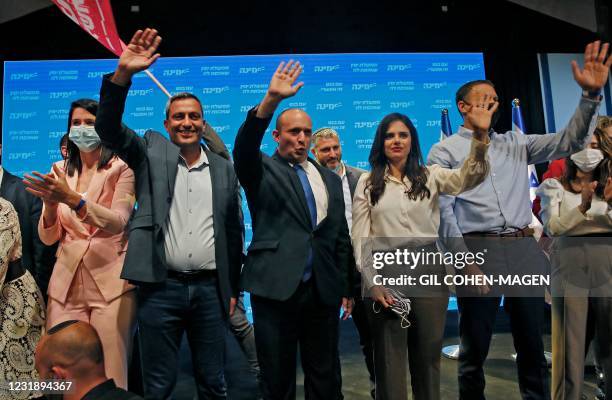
[137, 273, 227, 399]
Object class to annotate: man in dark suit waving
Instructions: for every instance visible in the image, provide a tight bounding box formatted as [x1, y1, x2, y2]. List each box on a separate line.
[233, 61, 352, 400]
[95, 28, 242, 399]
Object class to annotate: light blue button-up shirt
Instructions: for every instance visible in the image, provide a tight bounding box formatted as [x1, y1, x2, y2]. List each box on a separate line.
[427, 96, 600, 242]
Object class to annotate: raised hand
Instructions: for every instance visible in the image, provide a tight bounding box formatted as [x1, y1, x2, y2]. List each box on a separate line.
[464, 93, 499, 138]
[113, 28, 162, 85]
[267, 60, 304, 100]
[256, 60, 305, 118]
[572, 41, 612, 93]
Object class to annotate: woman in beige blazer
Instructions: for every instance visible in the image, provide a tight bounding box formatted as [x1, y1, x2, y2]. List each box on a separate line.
[24, 99, 136, 389]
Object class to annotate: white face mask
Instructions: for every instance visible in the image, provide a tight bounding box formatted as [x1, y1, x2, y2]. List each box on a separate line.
[570, 148, 604, 172]
[68, 125, 101, 153]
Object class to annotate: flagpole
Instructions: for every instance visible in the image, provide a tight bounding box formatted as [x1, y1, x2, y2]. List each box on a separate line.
[144, 69, 172, 98]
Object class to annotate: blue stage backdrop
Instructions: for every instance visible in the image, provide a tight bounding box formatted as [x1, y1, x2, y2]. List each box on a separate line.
[3, 53, 485, 315]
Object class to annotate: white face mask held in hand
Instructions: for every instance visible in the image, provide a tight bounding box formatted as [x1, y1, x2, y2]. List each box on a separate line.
[68, 125, 102, 153]
[372, 288, 412, 329]
[570, 148, 604, 172]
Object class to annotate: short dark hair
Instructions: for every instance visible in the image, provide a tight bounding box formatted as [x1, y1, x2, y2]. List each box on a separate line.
[455, 79, 495, 116]
[65, 98, 116, 176]
[165, 92, 204, 119]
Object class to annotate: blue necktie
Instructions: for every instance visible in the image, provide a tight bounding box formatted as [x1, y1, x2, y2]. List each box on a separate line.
[293, 164, 317, 281]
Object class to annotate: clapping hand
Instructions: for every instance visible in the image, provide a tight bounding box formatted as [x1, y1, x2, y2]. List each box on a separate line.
[23, 164, 80, 209]
[579, 181, 598, 214]
[604, 177, 612, 204]
[572, 41, 612, 93]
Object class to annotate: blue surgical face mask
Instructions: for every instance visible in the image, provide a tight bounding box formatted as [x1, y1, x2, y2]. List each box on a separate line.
[69, 125, 101, 153]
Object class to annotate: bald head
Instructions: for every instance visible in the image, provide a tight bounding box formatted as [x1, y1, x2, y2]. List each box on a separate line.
[36, 321, 105, 381]
[275, 108, 308, 131]
[273, 108, 313, 163]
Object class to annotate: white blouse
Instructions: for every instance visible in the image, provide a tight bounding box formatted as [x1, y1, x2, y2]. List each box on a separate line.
[536, 178, 612, 237]
[351, 138, 489, 289]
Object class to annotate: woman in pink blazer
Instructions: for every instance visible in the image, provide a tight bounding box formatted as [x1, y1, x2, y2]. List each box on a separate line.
[24, 99, 136, 389]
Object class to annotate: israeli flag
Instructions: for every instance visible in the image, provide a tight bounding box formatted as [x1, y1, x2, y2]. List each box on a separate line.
[512, 98, 543, 238]
[440, 108, 453, 141]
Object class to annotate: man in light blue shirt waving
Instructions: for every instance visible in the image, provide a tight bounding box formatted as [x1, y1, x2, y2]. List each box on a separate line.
[428, 40, 611, 400]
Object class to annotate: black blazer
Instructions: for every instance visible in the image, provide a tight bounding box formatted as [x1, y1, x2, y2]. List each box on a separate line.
[95, 74, 243, 314]
[342, 163, 366, 296]
[233, 108, 352, 306]
[0, 170, 55, 293]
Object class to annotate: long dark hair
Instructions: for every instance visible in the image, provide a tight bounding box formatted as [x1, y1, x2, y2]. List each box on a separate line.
[65, 99, 115, 176]
[366, 113, 430, 205]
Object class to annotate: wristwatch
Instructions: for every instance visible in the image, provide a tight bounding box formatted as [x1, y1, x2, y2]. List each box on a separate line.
[582, 89, 602, 99]
[73, 198, 86, 212]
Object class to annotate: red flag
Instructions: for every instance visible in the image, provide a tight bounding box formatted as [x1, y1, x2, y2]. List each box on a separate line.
[51, 0, 124, 56]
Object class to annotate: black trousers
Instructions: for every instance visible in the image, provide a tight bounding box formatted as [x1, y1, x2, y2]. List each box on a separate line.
[457, 296, 549, 400]
[251, 280, 340, 400]
[335, 296, 376, 399]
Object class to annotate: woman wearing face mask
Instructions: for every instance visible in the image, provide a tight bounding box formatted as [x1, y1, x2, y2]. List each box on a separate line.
[352, 109, 490, 400]
[23, 99, 136, 389]
[0, 198, 45, 399]
[536, 127, 612, 400]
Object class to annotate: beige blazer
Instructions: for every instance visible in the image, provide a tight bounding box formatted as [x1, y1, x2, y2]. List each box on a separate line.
[39, 157, 135, 303]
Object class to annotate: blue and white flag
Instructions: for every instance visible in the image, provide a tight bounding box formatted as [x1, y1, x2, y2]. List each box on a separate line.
[512, 98, 543, 238]
[440, 108, 453, 141]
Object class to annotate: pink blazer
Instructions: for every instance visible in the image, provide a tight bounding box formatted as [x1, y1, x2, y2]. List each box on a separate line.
[39, 157, 136, 303]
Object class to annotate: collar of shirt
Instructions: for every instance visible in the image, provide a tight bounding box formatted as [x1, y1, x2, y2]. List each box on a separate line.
[383, 165, 409, 185]
[338, 162, 346, 178]
[179, 147, 209, 171]
[0, 166, 4, 184]
[288, 158, 312, 171]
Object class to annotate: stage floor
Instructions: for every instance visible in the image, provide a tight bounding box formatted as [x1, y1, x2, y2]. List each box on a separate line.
[156, 310, 599, 400]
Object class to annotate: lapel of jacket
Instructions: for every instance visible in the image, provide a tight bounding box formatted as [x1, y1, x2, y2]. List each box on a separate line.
[204, 148, 220, 240]
[65, 162, 109, 236]
[272, 152, 312, 231]
[344, 164, 356, 199]
[166, 140, 180, 199]
[309, 157, 334, 229]
[84, 160, 112, 206]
